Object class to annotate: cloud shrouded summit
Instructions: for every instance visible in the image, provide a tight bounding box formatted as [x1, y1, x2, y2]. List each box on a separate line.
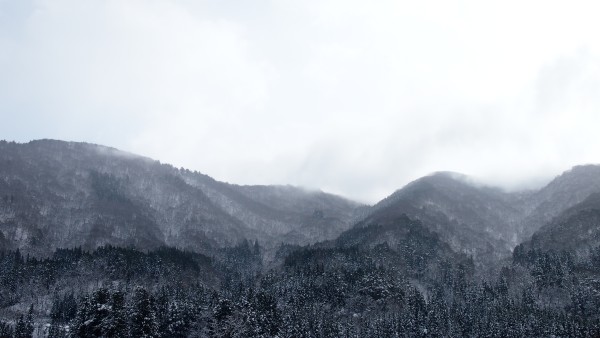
[1, 0, 600, 203]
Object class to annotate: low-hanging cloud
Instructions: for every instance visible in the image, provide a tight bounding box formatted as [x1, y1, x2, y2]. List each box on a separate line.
[2, 0, 600, 203]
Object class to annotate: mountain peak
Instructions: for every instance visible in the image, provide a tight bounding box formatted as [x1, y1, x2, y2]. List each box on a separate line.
[427, 170, 469, 180]
[402, 171, 495, 194]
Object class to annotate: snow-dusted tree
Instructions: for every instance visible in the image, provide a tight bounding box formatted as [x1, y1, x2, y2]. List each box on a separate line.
[14, 313, 32, 338]
[130, 287, 159, 338]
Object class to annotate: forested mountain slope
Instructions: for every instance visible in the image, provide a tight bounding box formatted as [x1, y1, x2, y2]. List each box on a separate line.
[358, 166, 600, 265]
[517, 192, 600, 257]
[0, 140, 362, 256]
[520, 165, 600, 239]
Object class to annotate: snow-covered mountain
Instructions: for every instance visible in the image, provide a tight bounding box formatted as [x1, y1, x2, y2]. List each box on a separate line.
[0, 140, 362, 255]
[2, 139, 599, 264]
[357, 165, 600, 264]
[356, 172, 527, 263]
[520, 165, 600, 239]
[519, 192, 600, 257]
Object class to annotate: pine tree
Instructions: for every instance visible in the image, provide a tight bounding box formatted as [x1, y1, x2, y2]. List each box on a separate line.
[105, 291, 127, 337]
[130, 287, 159, 338]
[72, 295, 92, 337]
[25, 305, 34, 337]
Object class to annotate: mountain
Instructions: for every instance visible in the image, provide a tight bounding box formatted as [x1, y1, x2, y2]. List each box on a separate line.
[181, 173, 364, 245]
[0, 140, 362, 255]
[513, 165, 600, 258]
[357, 172, 529, 263]
[2, 138, 600, 264]
[357, 166, 600, 265]
[520, 165, 600, 239]
[519, 192, 600, 256]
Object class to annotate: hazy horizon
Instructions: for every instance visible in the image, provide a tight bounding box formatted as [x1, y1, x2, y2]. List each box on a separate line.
[5, 137, 598, 204]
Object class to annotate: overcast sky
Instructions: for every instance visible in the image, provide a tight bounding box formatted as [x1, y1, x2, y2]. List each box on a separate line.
[1, 0, 600, 203]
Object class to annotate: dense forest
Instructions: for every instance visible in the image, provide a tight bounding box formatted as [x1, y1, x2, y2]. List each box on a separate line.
[1, 234, 600, 337]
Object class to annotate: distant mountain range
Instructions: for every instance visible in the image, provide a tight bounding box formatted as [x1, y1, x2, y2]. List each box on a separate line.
[1, 139, 599, 264]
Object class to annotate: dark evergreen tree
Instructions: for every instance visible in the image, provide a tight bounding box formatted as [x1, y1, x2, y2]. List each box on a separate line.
[130, 287, 159, 338]
[105, 291, 128, 337]
[25, 305, 34, 337]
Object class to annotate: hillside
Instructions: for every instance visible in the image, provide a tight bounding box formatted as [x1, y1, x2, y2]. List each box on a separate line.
[0, 140, 362, 255]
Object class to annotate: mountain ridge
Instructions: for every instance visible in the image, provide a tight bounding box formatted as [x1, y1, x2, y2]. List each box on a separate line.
[0, 139, 362, 256]
[356, 164, 600, 265]
[2, 139, 600, 265]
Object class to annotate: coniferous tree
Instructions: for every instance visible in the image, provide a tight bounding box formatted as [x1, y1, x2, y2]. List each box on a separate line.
[130, 287, 159, 338]
[25, 305, 34, 337]
[105, 291, 128, 337]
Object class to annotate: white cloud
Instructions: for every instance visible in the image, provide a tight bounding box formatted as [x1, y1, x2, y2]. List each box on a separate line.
[2, 0, 600, 203]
